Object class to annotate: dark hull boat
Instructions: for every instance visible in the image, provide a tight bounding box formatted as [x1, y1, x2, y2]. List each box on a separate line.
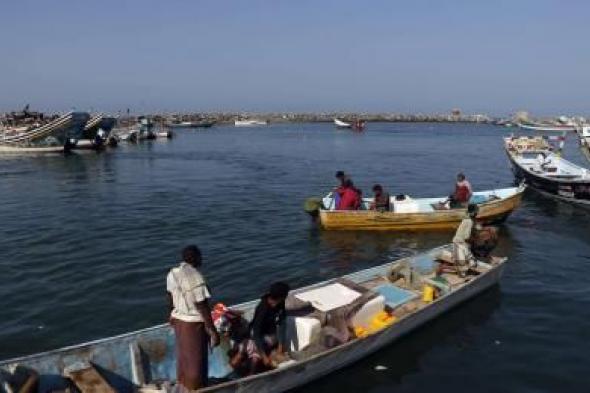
[504, 136, 590, 205]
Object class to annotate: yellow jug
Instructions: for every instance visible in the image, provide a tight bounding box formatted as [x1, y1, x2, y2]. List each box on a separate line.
[422, 285, 435, 303]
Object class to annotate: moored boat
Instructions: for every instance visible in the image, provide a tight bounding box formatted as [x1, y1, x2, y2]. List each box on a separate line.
[234, 119, 268, 127]
[167, 120, 216, 128]
[504, 135, 590, 204]
[0, 246, 507, 393]
[315, 186, 524, 231]
[517, 121, 576, 133]
[576, 126, 590, 162]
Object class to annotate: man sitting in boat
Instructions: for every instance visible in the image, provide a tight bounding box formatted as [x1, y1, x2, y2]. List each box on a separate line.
[336, 179, 362, 210]
[452, 204, 479, 277]
[448, 172, 473, 208]
[249, 282, 291, 369]
[370, 184, 390, 211]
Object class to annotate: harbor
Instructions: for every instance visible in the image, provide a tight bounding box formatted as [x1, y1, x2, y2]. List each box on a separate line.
[1, 122, 589, 392]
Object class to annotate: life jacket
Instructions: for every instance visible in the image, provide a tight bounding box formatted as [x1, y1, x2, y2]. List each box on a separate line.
[338, 188, 360, 210]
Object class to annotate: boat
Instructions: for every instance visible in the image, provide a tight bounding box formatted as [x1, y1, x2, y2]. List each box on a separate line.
[517, 121, 577, 133]
[313, 186, 524, 231]
[167, 120, 216, 128]
[334, 118, 352, 129]
[234, 119, 268, 127]
[74, 114, 118, 150]
[0, 246, 507, 393]
[504, 135, 590, 204]
[576, 126, 590, 162]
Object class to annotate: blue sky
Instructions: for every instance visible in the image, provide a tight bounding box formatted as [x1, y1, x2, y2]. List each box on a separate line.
[1, 0, 589, 115]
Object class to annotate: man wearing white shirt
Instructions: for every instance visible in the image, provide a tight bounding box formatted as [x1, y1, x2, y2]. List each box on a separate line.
[167, 245, 219, 391]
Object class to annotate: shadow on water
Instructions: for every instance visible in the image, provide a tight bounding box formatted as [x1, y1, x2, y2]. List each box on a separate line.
[293, 286, 503, 393]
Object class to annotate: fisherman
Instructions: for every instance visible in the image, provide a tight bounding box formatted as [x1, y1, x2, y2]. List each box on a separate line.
[167, 245, 220, 391]
[250, 282, 290, 369]
[449, 172, 473, 208]
[452, 204, 479, 277]
[333, 171, 348, 207]
[370, 184, 390, 211]
[337, 179, 362, 210]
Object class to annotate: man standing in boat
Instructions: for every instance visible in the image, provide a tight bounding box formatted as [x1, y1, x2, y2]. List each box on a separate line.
[167, 245, 220, 391]
[452, 204, 478, 277]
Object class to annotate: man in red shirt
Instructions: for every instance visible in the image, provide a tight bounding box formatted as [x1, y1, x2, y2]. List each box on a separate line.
[337, 179, 361, 210]
[449, 172, 473, 208]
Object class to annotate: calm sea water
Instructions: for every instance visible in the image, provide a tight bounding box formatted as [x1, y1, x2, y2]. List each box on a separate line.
[1, 123, 589, 392]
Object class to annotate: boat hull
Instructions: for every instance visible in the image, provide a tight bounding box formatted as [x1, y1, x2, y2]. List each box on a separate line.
[203, 262, 504, 393]
[517, 123, 576, 132]
[0, 250, 505, 393]
[319, 191, 523, 231]
[506, 152, 590, 205]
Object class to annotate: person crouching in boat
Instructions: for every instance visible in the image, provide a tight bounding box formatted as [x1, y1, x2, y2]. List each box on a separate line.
[167, 245, 220, 391]
[370, 184, 390, 212]
[452, 204, 479, 277]
[333, 170, 348, 207]
[448, 172, 473, 208]
[336, 179, 362, 210]
[249, 282, 291, 370]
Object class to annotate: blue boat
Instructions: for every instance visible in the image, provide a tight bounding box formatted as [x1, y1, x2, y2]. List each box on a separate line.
[0, 246, 506, 393]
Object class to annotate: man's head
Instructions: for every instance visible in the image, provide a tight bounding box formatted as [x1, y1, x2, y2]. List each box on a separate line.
[372, 184, 383, 195]
[467, 203, 479, 218]
[267, 281, 290, 307]
[182, 245, 202, 267]
[335, 171, 345, 180]
[457, 173, 466, 182]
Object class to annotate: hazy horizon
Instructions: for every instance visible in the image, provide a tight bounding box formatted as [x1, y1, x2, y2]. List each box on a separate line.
[1, 1, 589, 116]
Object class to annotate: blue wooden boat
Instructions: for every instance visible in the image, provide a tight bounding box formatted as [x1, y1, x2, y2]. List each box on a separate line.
[0, 246, 506, 393]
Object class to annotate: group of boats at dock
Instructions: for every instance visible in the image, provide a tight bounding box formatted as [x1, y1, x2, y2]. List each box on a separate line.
[2, 116, 590, 393]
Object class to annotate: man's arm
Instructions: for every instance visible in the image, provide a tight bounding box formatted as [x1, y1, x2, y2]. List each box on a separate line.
[251, 306, 274, 366]
[166, 292, 174, 322]
[196, 300, 220, 347]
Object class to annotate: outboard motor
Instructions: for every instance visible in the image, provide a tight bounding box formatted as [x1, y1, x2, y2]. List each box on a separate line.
[304, 197, 324, 219]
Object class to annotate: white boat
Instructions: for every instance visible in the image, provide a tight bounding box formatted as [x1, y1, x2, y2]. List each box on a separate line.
[576, 126, 590, 162]
[0, 144, 66, 154]
[0, 246, 506, 393]
[234, 119, 268, 127]
[334, 118, 352, 128]
[0, 112, 89, 147]
[517, 122, 576, 132]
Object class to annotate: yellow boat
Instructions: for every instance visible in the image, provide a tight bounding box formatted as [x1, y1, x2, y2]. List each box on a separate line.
[317, 185, 525, 231]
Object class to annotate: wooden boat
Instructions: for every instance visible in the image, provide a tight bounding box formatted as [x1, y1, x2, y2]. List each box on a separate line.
[0, 246, 507, 393]
[234, 119, 268, 127]
[504, 136, 590, 204]
[334, 118, 352, 129]
[317, 186, 524, 231]
[0, 112, 89, 147]
[0, 144, 67, 154]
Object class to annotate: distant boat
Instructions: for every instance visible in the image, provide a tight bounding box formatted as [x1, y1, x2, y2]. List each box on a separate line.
[576, 125, 590, 162]
[167, 120, 216, 128]
[235, 119, 268, 127]
[517, 121, 576, 133]
[334, 118, 352, 128]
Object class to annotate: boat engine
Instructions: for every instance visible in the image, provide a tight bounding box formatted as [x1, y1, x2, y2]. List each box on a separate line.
[304, 197, 324, 219]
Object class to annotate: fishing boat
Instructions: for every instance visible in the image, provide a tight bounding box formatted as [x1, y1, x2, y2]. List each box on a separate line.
[504, 135, 590, 204]
[0, 111, 90, 154]
[74, 114, 118, 150]
[517, 121, 576, 133]
[312, 186, 524, 231]
[167, 120, 216, 128]
[0, 246, 507, 393]
[576, 126, 590, 162]
[334, 118, 352, 129]
[234, 119, 268, 127]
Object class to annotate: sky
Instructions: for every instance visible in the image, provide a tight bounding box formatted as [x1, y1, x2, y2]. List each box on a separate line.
[1, 0, 589, 115]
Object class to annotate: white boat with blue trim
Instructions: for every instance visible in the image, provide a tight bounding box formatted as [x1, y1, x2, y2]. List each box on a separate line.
[0, 246, 507, 393]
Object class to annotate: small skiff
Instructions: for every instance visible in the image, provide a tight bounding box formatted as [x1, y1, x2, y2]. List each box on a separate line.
[317, 186, 524, 231]
[504, 136, 590, 204]
[517, 122, 576, 133]
[0, 246, 507, 393]
[234, 120, 268, 127]
[334, 118, 352, 128]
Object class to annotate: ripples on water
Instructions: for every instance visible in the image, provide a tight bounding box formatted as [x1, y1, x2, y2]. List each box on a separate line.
[1, 123, 589, 392]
